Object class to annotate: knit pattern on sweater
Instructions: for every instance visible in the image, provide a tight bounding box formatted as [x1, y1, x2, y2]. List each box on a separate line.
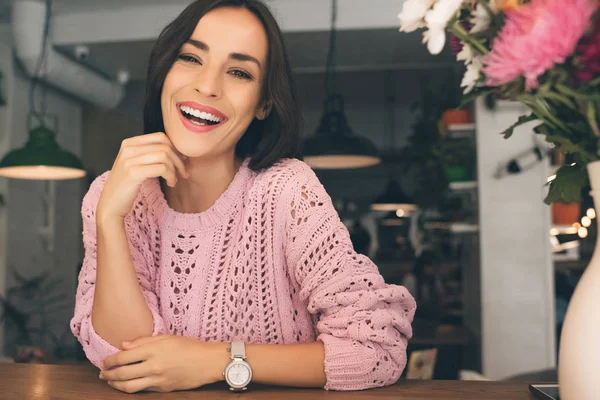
[71, 158, 416, 391]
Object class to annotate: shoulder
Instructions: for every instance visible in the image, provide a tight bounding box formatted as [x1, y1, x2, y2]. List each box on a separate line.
[252, 158, 334, 222]
[254, 158, 322, 194]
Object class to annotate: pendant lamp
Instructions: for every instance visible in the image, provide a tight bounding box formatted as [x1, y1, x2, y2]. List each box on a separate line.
[302, 0, 381, 170]
[0, 0, 85, 181]
[0, 124, 86, 180]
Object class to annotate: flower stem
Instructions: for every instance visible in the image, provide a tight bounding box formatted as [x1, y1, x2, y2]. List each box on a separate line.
[539, 91, 577, 111]
[587, 101, 600, 137]
[449, 22, 489, 55]
[555, 83, 586, 99]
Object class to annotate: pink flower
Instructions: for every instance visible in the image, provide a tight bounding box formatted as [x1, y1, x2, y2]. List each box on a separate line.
[573, 14, 600, 82]
[483, 0, 598, 91]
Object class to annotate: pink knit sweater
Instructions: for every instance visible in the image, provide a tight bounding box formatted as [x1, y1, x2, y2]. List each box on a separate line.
[70, 158, 416, 391]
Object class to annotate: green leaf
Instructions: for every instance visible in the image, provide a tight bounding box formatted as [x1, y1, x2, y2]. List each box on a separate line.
[501, 114, 538, 139]
[535, 123, 551, 136]
[544, 165, 587, 204]
[460, 87, 493, 108]
[546, 134, 598, 163]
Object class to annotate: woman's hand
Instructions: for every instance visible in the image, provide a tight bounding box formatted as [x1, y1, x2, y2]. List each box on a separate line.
[99, 335, 229, 393]
[96, 132, 189, 223]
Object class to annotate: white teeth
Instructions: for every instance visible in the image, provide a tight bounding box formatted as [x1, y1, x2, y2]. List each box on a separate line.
[179, 105, 223, 123]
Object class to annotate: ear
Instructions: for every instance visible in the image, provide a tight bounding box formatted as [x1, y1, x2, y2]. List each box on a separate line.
[256, 100, 272, 121]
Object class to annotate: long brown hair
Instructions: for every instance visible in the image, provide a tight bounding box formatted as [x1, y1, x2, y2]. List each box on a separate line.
[143, 0, 303, 171]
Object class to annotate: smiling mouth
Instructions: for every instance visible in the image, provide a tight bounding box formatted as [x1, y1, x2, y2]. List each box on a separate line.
[179, 105, 225, 126]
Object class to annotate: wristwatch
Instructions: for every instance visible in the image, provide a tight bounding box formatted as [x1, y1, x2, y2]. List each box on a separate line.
[223, 341, 252, 392]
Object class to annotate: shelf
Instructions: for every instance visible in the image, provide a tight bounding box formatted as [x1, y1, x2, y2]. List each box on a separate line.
[451, 223, 479, 233]
[410, 324, 473, 346]
[447, 123, 476, 139]
[425, 222, 479, 233]
[449, 181, 477, 191]
[448, 123, 476, 132]
[550, 225, 579, 235]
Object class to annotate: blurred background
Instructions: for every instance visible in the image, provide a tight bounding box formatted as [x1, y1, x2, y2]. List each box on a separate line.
[0, 0, 589, 383]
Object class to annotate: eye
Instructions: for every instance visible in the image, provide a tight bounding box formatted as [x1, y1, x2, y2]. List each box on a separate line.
[177, 54, 201, 64]
[229, 69, 253, 80]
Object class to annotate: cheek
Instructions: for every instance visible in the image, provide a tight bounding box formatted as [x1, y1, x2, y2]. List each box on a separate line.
[231, 84, 263, 120]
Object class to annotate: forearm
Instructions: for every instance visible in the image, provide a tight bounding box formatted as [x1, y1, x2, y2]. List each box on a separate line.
[212, 341, 326, 388]
[92, 217, 154, 349]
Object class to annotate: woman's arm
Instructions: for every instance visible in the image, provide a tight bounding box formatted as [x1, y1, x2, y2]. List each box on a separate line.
[218, 342, 326, 387]
[280, 161, 416, 391]
[71, 173, 166, 368]
[92, 215, 154, 347]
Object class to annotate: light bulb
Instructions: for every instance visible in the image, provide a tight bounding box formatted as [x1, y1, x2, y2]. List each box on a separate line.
[587, 208, 596, 220]
[578, 227, 588, 238]
[396, 209, 405, 218]
[582, 216, 592, 228]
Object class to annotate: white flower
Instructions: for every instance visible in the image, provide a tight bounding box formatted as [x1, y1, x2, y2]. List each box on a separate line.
[398, 0, 437, 32]
[469, 3, 489, 33]
[423, 0, 465, 54]
[461, 56, 483, 94]
[422, 27, 447, 54]
[456, 41, 474, 64]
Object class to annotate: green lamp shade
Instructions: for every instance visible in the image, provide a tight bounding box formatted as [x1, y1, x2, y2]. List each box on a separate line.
[0, 125, 86, 180]
[303, 95, 381, 170]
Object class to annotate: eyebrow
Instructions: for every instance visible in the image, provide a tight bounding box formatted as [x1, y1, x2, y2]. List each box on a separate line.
[186, 39, 262, 69]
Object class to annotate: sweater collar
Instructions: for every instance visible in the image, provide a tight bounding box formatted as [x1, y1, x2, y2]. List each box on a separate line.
[142, 157, 253, 230]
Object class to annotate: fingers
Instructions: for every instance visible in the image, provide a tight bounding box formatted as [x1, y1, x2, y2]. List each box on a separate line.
[107, 377, 165, 394]
[129, 164, 178, 187]
[119, 133, 189, 178]
[102, 347, 150, 371]
[123, 335, 168, 349]
[100, 361, 152, 382]
[121, 132, 171, 148]
[125, 150, 187, 182]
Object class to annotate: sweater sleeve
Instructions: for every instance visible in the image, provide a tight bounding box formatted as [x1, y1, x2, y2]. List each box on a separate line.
[70, 172, 166, 368]
[282, 163, 416, 391]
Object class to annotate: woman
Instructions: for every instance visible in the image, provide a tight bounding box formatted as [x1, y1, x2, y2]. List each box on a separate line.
[71, 0, 416, 393]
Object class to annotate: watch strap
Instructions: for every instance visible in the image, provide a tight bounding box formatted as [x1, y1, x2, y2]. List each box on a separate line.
[230, 341, 246, 360]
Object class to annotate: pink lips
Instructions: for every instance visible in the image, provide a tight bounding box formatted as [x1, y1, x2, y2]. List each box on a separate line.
[177, 101, 228, 134]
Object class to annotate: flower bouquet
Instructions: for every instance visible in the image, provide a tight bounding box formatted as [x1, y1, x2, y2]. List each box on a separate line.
[398, 0, 600, 204]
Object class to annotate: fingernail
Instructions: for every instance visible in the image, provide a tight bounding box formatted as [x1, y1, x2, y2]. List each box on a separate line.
[99, 373, 104, 379]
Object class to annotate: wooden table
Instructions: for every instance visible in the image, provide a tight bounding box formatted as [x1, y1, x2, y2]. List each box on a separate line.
[0, 363, 538, 399]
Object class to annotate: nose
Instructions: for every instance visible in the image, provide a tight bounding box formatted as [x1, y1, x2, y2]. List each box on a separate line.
[193, 66, 222, 98]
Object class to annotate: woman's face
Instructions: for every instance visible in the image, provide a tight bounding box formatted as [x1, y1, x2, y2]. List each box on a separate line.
[161, 6, 269, 160]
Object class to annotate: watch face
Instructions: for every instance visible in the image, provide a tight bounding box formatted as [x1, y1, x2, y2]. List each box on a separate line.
[227, 363, 251, 386]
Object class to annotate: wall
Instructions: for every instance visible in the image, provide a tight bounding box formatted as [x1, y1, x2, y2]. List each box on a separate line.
[0, 24, 84, 356]
[475, 97, 555, 378]
[82, 97, 141, 177]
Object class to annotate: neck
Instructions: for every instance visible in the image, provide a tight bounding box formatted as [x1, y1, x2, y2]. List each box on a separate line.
[163, 153, 242, 214]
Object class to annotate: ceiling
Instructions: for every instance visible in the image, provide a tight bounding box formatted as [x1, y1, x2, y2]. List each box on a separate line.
[1, 0, 455, 81]
[55, 29, 455, 82]
[0, 0, 192, 16]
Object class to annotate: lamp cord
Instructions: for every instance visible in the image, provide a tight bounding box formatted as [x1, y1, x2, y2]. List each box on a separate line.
[29, 0, 53, 127]
[324, 0, 338, 97]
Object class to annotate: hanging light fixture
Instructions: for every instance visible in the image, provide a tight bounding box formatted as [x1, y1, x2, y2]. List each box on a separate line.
[0, 0, 85, 181]
[0, 123, 85, 180]
[371, 71, 417, 213]
[303, 0, 381, 170]
[371, 179, 417, 212]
